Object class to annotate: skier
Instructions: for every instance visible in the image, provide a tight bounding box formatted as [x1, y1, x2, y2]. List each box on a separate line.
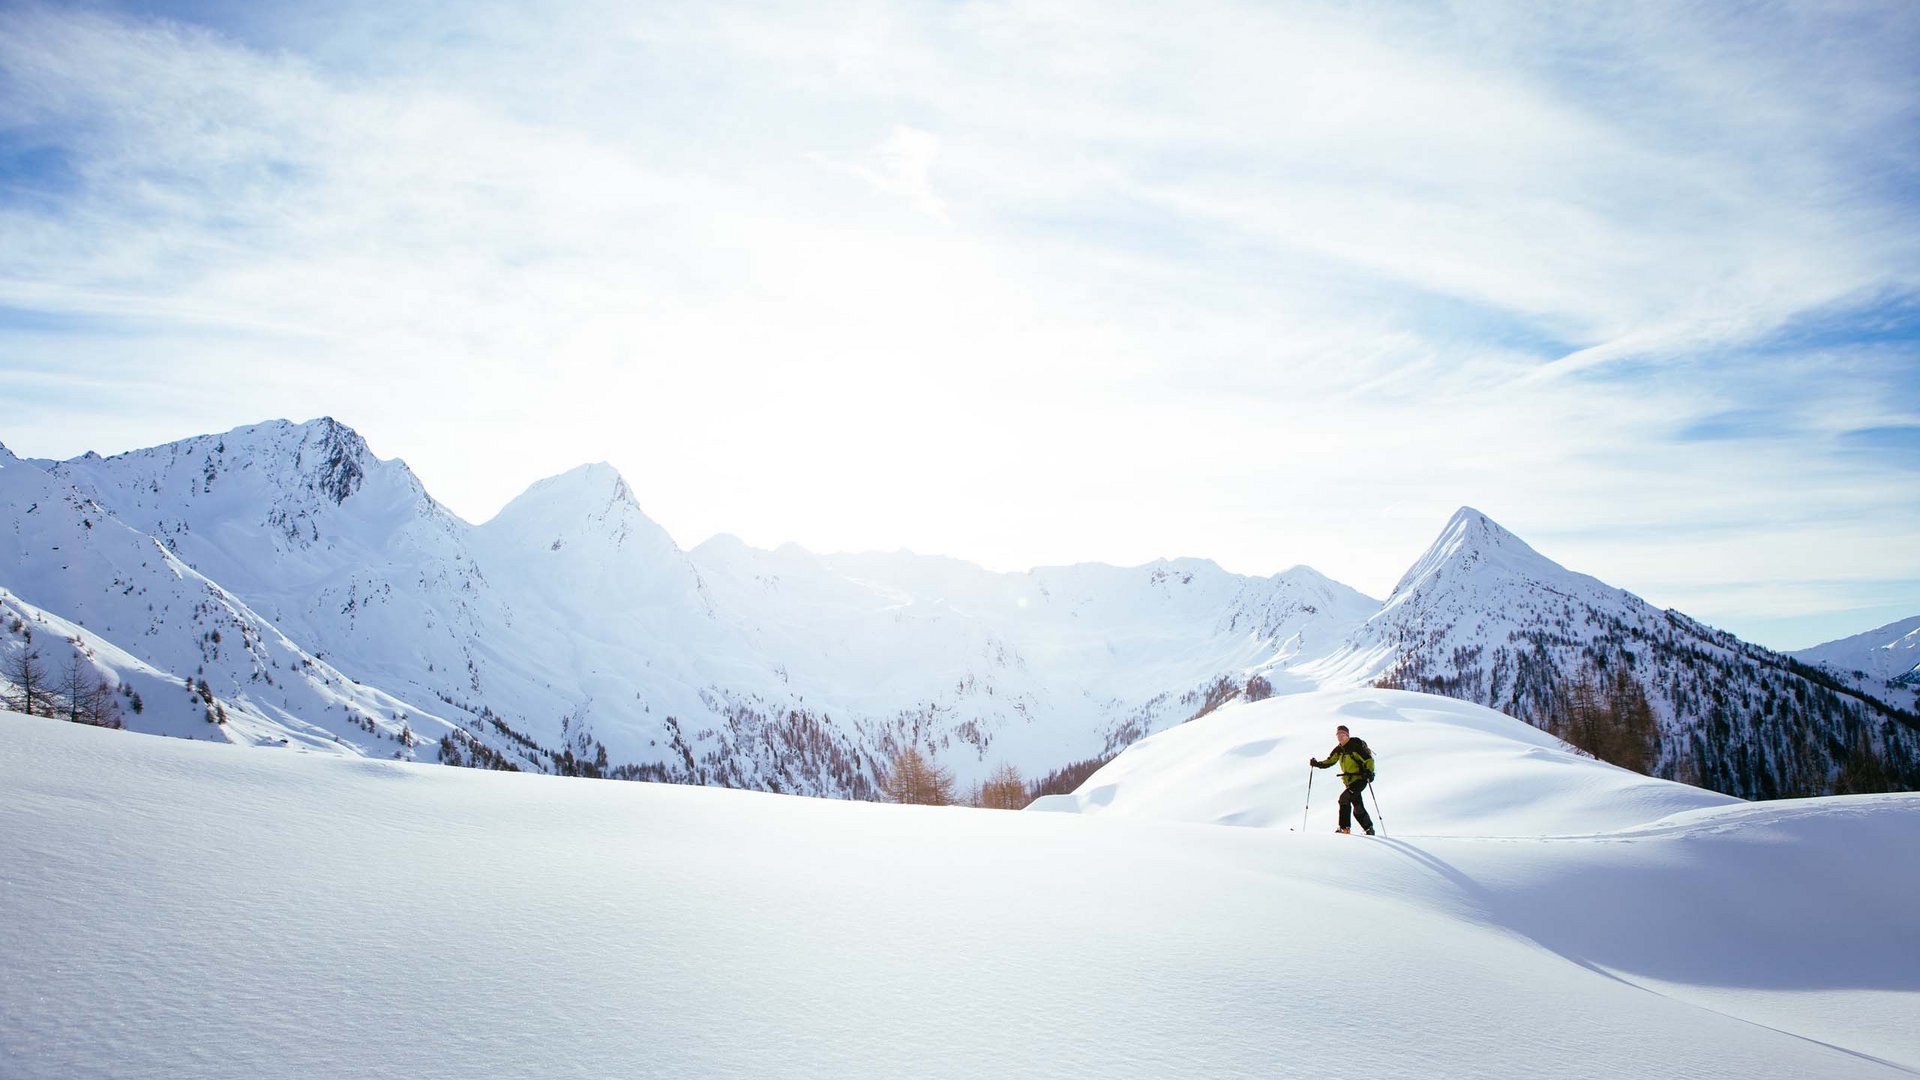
[1310, 724, 1375, 835]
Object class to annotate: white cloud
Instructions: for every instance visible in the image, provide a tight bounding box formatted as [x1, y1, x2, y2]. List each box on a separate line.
[823, 125, 949, 222]
[0, 0, 1916, 647]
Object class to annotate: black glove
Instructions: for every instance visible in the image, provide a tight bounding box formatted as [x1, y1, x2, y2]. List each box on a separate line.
[1308, 757, 1319, 767]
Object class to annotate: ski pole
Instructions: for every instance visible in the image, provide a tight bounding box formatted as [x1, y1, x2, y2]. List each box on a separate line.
[1301, 766, 1314, 832]
[1369, 783, 1386, 836]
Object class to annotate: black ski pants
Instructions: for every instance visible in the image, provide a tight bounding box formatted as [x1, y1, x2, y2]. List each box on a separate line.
[1339, 779, 1373, 833]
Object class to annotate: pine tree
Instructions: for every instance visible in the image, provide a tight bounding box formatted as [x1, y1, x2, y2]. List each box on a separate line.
[1832, 733, 1892, 795]
[879, 745, 955, 805]
[1546, 663, 1655, 775]
[977, 764, 1028, 810]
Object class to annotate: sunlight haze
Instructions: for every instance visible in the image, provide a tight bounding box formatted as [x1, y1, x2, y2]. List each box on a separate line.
[2, 0, 1916, 649]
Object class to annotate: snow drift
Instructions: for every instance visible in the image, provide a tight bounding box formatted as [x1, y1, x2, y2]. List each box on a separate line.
[1030, 688, 1739, 836]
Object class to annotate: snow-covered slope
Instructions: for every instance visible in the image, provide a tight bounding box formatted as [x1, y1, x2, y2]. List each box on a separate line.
[0, 440, 460, 755]
[3, 711, 1914, 1078]
[27, 423, 807, 781]
[46, 419, 489, 694]
[1307, 507, 1660, 689]
[42, 429, 718, 762]
[11, 419, 1384, 793]
[1305, 508, 1920, 798]
[1032, 688, 1738, 836]
[1793, 616, 1920, 708]
[10, 420, 1916, 800]
[690, 538, 1379, 771]
[43, 420, 509, 716]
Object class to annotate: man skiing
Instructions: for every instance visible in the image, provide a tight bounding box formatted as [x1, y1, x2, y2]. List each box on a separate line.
[1311, 724, 1375, 835]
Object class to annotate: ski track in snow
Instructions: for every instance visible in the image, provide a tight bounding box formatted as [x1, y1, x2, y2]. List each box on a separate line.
[3, 700, 1916, 1080]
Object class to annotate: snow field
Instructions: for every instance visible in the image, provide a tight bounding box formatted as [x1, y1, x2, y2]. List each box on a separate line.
[3, 705, 1916, 1079]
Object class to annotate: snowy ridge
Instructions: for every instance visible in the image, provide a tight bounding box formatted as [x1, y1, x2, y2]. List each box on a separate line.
[49, 418, 433, 557]
[1303, 508, 1920, 798]
[1792, 616, 1920, 706]
[689, 541, 1381, 772]
[2, 711, 1914, 1078]
[3, 419, 1384, 792]
[1032, 688, 1738, 836]
[5, 419, 1916, 799]
[1385, 506, 1592, 599]
[47, 418, 498, 709]
[0, 451, 460, 755]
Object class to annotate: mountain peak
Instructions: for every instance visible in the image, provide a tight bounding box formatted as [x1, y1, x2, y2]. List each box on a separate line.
[78, 417, 378, 506]
[482, 461, 676, 559]
[1272, 564, 1380, 604]
[1445, 505, 1522, 542]
[1390, 507, 1560, 599]
[1275, 563, 1334, 586]
[1154, 556, 1224, 575]
[290, 417, 370, 505]
[689, 532, 753, 562]
[536, 462, 637, 504]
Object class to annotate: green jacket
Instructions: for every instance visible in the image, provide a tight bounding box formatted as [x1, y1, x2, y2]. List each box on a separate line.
[1313, 736, 1374, 787]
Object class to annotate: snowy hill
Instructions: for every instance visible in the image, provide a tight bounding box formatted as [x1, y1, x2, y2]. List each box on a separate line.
[3, 710, 1914, 1078]
[1305, 508, 1920, 798]
[1793, 616, 1920, 708]
[1031, 688, 1739, 835]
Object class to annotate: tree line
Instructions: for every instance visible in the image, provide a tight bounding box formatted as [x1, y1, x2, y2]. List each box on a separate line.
[1544, 662, 1658, 774]
[877, 746, 1109, 809]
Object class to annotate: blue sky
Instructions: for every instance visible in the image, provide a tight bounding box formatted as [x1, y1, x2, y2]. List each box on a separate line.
[1, 0, 1917, 650]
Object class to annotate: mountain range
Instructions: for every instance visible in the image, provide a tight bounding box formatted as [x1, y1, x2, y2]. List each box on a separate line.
[2, 417, 1914, 799]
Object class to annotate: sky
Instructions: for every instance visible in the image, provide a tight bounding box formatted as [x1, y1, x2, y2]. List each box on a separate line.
[0, 0, 1916, 651]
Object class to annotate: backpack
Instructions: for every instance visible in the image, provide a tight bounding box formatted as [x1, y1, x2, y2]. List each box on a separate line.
[1347, 737, 1375, 780]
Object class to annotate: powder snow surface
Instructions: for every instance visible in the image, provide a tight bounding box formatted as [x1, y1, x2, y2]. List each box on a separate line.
[3, 698, 1917, 1079]
[1031, 688, 1740, 835]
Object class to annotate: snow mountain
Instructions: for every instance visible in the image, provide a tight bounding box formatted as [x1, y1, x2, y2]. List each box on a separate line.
[1304, 508, 1920, 798]
[3, 419, 1381, 795]
[0, 436, 461, 753]
[5, 421, 1915, 801]
[688, 539, 1378, 773]
[1792, 616, 1920, 709]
